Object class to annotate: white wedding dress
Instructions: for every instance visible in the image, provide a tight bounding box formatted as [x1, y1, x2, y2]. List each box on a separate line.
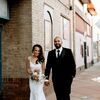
[29, 61, 46, 100]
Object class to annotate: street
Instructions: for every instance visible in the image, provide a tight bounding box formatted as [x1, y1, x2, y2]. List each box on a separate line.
[47, 62, 100, 100]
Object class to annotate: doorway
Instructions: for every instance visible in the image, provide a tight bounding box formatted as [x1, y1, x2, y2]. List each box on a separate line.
[84, 42, 87, 69]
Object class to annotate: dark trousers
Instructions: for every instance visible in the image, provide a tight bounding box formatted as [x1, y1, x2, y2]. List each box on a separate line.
[54, 90, 70, 100]
[53, 78, 73, 100]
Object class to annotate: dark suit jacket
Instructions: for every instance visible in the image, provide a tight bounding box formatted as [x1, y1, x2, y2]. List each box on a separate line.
[45, 47, 76, 83]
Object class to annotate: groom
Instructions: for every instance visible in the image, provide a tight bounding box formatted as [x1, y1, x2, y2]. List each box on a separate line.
[45, 36, 76, 100]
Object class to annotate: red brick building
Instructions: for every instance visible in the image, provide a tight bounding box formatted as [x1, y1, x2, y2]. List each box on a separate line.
[1, 0, 32, 99]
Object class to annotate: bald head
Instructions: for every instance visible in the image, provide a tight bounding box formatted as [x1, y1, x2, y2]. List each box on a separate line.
[54, 36, 62, 41]
[54, 36, 62, 49]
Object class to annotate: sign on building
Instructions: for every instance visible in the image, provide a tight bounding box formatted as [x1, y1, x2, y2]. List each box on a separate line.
[0, 0, 9, 20]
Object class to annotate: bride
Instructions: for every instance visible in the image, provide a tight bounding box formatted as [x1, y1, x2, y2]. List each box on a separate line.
[26, 44, 46, 100]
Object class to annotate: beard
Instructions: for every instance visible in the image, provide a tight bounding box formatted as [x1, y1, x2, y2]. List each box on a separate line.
[54, 44, 61, 49]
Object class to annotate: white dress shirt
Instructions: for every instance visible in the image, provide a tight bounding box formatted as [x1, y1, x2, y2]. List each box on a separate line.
[55, 47, 63, 58]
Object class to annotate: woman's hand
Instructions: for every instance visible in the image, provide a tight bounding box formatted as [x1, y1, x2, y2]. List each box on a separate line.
[27, 68, 33, 75]
[44, 79, 50, 86]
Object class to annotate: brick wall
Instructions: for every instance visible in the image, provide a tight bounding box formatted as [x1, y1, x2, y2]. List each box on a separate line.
[32, 0, 44, 47]
[2, 78, 29, 100]
[2, 0, 32, 78]
[1, 77, 54, 100]
[1, 0, 32, 99]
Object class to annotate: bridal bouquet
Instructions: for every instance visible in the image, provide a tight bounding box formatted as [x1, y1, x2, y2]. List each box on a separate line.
[31, 69, 40, 81]
[31, 69, 46, 82]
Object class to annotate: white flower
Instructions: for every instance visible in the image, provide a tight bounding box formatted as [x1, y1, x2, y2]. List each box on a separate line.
[31, 69, 40, 81]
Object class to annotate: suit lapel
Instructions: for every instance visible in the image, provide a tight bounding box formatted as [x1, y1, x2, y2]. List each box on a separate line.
[53, 49, 56, 59]
[60, 48, 65, 58]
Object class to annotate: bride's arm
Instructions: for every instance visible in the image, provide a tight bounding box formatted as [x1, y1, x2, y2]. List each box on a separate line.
[25, 57, 33, 75]
[42, 61, 46, 74]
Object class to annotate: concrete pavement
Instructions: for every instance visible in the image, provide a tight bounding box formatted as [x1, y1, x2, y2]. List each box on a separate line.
[46, 62, 100, 100]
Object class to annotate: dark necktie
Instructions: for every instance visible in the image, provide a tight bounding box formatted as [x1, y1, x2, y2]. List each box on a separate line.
[57, 50, 60, 58]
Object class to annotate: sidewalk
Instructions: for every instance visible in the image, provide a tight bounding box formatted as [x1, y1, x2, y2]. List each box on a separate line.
[47, 62, 100, 100]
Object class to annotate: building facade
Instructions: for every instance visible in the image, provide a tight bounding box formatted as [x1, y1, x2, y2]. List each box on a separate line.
[0, 0, 96, 99]
[74, 0, 93, 72]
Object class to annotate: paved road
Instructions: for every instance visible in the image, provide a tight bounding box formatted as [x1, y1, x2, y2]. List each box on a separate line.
[47, 62, 100, 100]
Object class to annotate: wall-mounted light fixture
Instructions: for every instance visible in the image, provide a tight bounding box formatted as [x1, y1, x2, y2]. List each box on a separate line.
[87, 3, 97, 16]
[69, 6, 73, 10]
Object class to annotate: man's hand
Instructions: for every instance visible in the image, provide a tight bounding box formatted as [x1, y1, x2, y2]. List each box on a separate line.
[44, 79, 50, 86]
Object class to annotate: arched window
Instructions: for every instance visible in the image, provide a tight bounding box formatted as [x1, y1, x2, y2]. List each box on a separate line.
[44, 5, 53, 51]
